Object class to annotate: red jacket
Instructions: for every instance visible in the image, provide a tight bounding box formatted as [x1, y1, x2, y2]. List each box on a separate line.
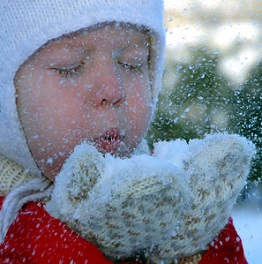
[0, 197, 248, 264]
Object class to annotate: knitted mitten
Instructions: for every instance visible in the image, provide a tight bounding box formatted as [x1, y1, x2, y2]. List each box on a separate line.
[46, 143, 190, 260]
[147, 133, 255, 263]
[46, 134, 255, 263]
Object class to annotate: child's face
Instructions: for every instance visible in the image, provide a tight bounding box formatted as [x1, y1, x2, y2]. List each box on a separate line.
[15, 23, 152, 180]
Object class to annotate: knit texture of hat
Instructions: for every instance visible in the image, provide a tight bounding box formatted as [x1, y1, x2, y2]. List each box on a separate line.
[0, 0, 165, 176]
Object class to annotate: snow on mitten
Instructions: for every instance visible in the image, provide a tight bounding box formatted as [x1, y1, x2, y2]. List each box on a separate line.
[148, 133, 255, 263]
[46, 143, 191, 261]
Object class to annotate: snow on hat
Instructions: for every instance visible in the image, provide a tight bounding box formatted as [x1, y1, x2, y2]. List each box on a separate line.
[0, 0, 165, 176]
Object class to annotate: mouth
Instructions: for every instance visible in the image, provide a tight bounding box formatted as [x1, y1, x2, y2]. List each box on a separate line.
[94, 128, 124, 154]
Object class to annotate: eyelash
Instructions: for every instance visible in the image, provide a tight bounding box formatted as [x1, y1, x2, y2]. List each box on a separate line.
[51, 60, 143, 78]
[51, 62, 84, 78]
[119, 62, 143, 73]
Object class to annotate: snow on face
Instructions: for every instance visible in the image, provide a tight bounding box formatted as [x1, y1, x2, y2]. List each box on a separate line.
[15, 23, 152, 180]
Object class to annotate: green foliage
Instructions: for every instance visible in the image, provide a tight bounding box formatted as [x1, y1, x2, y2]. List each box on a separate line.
[228, 61, 262, 182]
[147, 45, 261, 183]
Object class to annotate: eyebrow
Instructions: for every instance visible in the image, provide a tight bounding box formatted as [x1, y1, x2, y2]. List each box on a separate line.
[46, 39, 85, 52]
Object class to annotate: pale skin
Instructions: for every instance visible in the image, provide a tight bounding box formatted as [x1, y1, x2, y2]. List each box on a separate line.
[15, 23, 152, 180]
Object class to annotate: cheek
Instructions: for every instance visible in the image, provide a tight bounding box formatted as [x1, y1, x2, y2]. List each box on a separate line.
[128, 73, 152, 111]
[17, 75, 89, 177]
[124, 75, 152, 132]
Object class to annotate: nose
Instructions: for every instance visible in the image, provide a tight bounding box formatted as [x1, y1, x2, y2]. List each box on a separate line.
[89, 58, 126, 107]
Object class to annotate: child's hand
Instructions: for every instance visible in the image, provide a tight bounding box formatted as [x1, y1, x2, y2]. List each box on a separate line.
[148, 134, 255, 263]
[46, 134, 255, 263]
[46, 143, 190, 260]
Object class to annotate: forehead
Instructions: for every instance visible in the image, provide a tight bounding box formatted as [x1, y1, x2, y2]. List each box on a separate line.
[42, 23, 150, 53]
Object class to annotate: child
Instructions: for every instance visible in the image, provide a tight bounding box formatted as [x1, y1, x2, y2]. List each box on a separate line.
[0, 1, 253, 263]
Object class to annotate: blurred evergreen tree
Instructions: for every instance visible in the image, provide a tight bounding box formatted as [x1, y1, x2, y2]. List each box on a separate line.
[228, 61, 261, 183]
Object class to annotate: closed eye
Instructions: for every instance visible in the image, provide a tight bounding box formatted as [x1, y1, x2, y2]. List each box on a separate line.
[118, 61, 142, 73]
[50, 61, 84, 78]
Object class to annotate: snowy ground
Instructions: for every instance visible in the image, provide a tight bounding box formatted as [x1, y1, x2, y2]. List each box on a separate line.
[232, 204, 262, 264]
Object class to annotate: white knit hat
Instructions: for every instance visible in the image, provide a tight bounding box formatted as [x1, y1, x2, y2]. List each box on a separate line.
[0, 0, 165, 176]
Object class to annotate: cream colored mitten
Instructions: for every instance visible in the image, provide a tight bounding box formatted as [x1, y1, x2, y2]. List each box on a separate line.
[46, 143, 190, 261]
[46, 134, 255, 263]
[147, 133, 255, 263]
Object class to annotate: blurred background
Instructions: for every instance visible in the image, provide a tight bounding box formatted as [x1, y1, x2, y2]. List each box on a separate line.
[148, 3, 262, 261]
[148, 0, 262, 205]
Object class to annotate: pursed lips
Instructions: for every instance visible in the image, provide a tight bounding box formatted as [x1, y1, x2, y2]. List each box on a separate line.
[94, 128, 124, 153]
